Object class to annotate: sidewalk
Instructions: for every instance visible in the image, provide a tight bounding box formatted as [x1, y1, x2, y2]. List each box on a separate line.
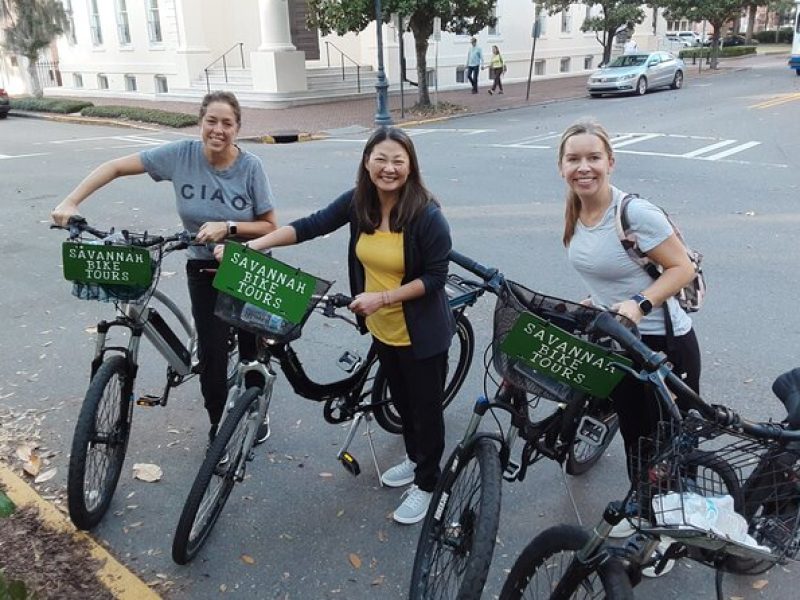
[15, 50, 788, 140]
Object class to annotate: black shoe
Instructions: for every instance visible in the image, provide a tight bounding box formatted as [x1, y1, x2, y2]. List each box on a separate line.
[207, 424, 218, 449]
[254, 413, 271, 446]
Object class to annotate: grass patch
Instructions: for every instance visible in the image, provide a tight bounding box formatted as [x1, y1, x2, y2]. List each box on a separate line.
[396, 101, 468, 120]
[10, 97, 93, 114]
[679, 46, 757, 60]
[80, 105, 198, 127]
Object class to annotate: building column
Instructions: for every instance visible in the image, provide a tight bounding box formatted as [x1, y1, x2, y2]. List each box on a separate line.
[250, 0, 307, 93]
[173, 0, 211, 89]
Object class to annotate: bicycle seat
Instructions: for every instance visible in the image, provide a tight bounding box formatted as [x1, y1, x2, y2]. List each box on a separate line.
[773, 368, 800, 429]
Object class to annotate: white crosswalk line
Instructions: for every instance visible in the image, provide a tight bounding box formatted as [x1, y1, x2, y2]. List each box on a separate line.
[611, 133, 664, 148]
[703, 141, 761, 161]
[682, 139, 738, 158]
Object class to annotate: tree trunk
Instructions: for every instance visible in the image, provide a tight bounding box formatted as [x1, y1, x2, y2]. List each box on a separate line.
[745, 4, 756, 44]
[602, 28, 613, 65]
[409, 15, 433, 107]
[25, 57, 42, 98]
[709, 21, 723, 70]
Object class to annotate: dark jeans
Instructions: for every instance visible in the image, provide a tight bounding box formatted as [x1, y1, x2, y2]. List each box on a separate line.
[610, 328, 701, 481]
[466, 65, 479, 92]
[491, 69, 503, 92]
[373, 338, 447, 492]
[186, 260, 256, 426]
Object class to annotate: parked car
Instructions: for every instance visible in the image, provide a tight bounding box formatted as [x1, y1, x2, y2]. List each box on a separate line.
[668, 31, 701, 47]
[665, 33, 693, 48]
[587, 51, 685, 97]
[703, 34, 756, 47]
[0, 88, 9, 119]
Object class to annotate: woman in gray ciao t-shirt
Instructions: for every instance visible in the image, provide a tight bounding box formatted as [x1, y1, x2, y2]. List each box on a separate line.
[52, 91, 277, 448]
[557, 119, 701, 540]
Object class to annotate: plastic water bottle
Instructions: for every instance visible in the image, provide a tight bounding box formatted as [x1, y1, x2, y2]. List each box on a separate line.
[653, 492, 749, 542]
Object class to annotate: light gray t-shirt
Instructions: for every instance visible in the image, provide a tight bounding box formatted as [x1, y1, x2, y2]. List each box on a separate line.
[140, 140, 274, 260]
[567, 186, 692, 336]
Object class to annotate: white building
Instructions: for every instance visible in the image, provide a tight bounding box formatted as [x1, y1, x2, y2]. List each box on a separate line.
[2, 1, 674, 106]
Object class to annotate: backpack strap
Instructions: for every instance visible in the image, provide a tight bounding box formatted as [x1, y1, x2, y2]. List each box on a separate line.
[615, 194, 661, 280]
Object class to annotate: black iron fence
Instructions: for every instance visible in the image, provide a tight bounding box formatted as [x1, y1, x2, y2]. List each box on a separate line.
[34, 60, 62, 87]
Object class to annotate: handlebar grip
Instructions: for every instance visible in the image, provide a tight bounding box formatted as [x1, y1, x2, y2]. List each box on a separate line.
[329, 293, 353, 308]
[589, 312, 664, 371]
[448, 249, 498, 282]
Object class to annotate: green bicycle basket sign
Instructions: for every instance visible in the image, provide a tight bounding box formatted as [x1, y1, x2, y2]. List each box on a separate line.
[213, 243, 316, 325]
[500, 312, 632, 399]
[62, 242, 153, 287]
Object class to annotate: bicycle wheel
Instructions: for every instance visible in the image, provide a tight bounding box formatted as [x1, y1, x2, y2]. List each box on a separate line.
[172, 386, 261, 565]
[372, 312, 474, 434]
[499, 524, 633, 600]
[409, 437, 502, 600]
[67, 355, 133, 530]
[565, 396, 620, 476]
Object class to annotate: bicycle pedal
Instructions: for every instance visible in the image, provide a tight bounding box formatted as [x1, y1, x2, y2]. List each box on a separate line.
[576, 416, 608, 447]
[136, 394, 164, 407]
[337, 351, 362, 374]
[503, 458, 522, 482]
[339, 451, 361, 477]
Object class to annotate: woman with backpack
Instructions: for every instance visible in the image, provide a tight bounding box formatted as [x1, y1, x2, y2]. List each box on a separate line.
[557, 118, 702, 554]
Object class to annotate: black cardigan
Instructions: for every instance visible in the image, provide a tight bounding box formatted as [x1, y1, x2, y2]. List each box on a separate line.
[290, 189, 455, 359]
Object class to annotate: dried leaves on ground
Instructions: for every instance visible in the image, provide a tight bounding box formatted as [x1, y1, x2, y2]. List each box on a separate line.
[0, 504, 114, 599]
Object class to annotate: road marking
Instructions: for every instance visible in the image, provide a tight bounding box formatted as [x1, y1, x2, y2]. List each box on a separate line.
[611, 133, 665, 148]
[749, 92, 800, 109]
[681, 139, 738, 158]
[703, 141, 761, 161]
[35, 134, 169, 146]
[0, 152, 50, 160]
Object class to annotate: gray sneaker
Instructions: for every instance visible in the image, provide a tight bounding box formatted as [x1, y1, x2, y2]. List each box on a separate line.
[254, 413, 270, 446]
[393, 485, 433, 525]
[380, 456, 416, 488]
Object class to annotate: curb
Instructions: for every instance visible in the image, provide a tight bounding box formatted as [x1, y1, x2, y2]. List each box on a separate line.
[9, 109, 163, 132]
[0, 467, 161, 600]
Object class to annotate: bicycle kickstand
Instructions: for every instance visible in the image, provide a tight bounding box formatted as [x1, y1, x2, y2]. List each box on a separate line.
[336, 412, 384, 485]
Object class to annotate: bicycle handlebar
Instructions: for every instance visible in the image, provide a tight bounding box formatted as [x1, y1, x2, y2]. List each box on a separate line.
[589, 311, 800, 442]
[448, 249, 499, 283]
[52, 216, 195, 249]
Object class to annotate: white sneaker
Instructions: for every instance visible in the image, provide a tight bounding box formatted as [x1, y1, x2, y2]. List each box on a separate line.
[380, 456, 416, 488]
[609, 517, 645, 539]
[642, 539, 676, 578]
[393, 485, 433, 525]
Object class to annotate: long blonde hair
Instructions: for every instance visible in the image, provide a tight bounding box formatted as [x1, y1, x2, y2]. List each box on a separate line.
[558, 119, 614, 246]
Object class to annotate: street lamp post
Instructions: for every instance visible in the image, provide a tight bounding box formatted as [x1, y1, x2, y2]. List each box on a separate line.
[373, 0, 392, 127]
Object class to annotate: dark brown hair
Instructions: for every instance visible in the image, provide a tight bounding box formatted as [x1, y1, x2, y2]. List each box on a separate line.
[353, 127, 438, 233]
[558, 118, 614, 246]
[199, 90, 241, 127]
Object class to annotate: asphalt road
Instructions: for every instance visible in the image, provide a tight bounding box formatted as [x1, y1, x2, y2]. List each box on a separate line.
[2, 59, 799, 599]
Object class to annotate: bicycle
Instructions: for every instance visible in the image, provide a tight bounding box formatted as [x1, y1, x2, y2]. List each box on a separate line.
[171, 244, 483, 564]
[410, 251, 631, 600]
[54, 216, 224, 530]
[499, 311, 800, 600]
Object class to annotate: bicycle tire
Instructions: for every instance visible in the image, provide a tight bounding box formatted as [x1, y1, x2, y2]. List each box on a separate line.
[499, 524, 633, 600]
[409, 437, 502, 600]
[67, 355, 133, 530]
[372, 312, 474, 434]
[565, 395, 620, 476]
[724, 451, 798, 575]
[172, 386, 261, 565]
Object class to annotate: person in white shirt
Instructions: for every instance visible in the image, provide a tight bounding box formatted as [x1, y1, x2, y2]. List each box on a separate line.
[624, 38, 639, 54]
[465, 37, 484, 94]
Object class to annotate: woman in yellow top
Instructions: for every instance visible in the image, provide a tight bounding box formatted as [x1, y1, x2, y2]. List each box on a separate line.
[216, 127, 455, 525]
[488, 45, 505, 95]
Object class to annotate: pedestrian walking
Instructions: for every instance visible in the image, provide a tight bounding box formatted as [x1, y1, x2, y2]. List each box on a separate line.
[223, 127, 455, 525]
[624, 37, 639, 54]
[557, 118, 701, 568]
[488, 45, 505, 95]
[51, 91, 278, 450]
[465, 37, 484, 94]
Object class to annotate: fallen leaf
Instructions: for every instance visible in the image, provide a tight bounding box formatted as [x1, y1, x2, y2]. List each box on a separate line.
[348, 553, 362, 569]
[319, 472, 333, 478]
[34, 467, 57, 483]
[752, 580, 768, 590]
[132, 463, 163, 482]
[377, 530, 388, 543]
[219, 584, 227, 592]
[337, 509, 345, 518]
[371, 576, 385, 586]
[241, 554, 255, 565]
[23, 454, 42, 477]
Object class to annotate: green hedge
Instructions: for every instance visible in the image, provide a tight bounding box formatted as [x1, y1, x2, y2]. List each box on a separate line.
[679, 46, 757, 60]
[10, 97, 93, 113]
[80, 105, 198, 128]
[754, 28, 793, 44]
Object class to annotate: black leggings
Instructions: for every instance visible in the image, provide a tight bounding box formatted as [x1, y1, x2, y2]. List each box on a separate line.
[373, 338, 447, 492]
[186, 260, 256, 425]
[610, 328, 701, 480]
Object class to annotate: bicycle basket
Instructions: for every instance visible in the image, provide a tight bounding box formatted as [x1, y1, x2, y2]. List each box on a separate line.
[214, 275, 332, 344]
[64, 241, 160, 304]
[634, 417, 800, 567]
[492, 280, 634, 402]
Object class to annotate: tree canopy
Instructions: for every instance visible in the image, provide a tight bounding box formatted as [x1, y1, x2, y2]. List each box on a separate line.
[543, 1, 645, 65]
[1, 0, 68, 96]
[307, 0, 497, 107]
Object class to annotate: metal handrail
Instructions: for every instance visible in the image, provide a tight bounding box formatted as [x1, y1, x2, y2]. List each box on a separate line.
[203, 42, 245, 93]
[323, 41, 362, 93]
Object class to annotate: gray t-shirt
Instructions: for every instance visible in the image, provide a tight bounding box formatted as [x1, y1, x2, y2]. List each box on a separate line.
[140, 140, 274, 260]
[567, 186, 692, 336]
